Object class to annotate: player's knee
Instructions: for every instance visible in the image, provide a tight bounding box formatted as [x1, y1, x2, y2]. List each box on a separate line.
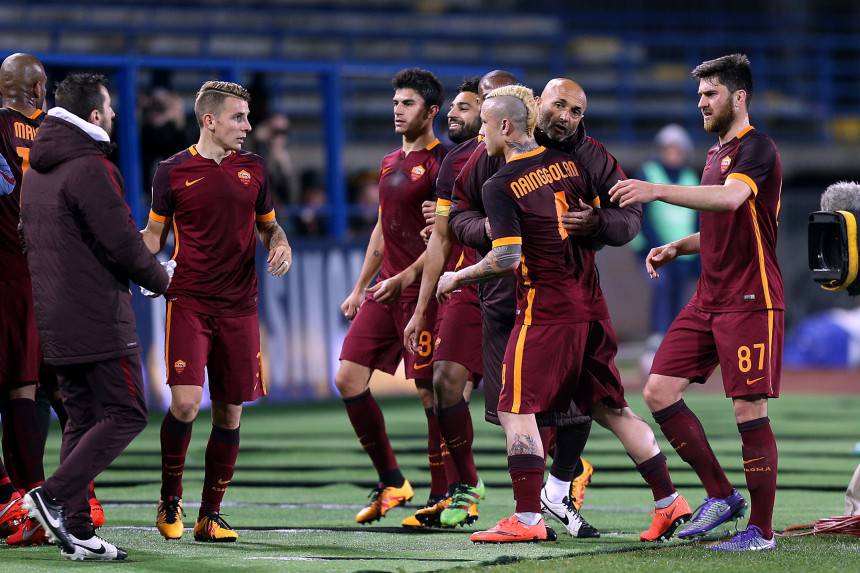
[334, 369, 365, 398]
[171, 399, 200, 422]
[642, 380, 665, 411]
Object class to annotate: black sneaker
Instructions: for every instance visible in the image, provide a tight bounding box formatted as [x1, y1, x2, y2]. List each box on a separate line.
[23, 486, 75, 554]
[65, 532, 129, 561]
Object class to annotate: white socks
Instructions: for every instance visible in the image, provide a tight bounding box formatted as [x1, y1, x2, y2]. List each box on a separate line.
[544, 474, 571, 504]
[515, 512, 542, 525]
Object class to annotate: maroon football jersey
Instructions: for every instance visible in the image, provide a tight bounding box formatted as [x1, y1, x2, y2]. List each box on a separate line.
[0, 107, 44, 280]
[693, 126, 783, 312]
[150, 145, 275, 316]
[436, 136, 480, 276]
[377, 139, 447, 302]
[483, 147, 609, 326]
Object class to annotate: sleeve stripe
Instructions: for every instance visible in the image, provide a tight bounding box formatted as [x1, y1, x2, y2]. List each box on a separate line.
[256, 209, 276, 222]
[590, 197, 601, 208]
[492, 236, 522, 248]
[727, 172, 758, 196]
[149, 209, 169, 224]
[436, 198, 452, 207]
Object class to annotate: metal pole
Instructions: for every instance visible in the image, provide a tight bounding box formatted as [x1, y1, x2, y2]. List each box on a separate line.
[116, 62, 144, 225]
[322, 68, 346, 240]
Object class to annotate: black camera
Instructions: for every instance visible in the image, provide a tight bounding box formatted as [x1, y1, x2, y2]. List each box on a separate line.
[809, 209, 859, 295]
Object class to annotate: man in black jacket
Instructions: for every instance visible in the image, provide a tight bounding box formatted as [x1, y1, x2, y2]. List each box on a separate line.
[19, 73, 170, 561]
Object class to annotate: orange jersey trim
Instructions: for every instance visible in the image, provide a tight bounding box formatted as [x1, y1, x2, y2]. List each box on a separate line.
[747, 199, 773, 309]
[149, 209, 169, 224]
[454, 250, 466, 270]
[736, 125, 755, 139]
[164, 301, 173, 383]
[27, 109, 43, 120]
[256, 209, 276, 223]
[508, 146, 546, 163]
[590, 197, 601, 208]
[512, 324, 529, 413]
[188, 145, 198, 156]
[492, 236, 522, 248]
[425, 139, 441, 151]
[727, 172, 758, 196]
[171, 218, 180, 261]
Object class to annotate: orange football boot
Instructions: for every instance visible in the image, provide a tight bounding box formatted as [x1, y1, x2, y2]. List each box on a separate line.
[470, 514, 547, 543]
[640, 494, 693, 542]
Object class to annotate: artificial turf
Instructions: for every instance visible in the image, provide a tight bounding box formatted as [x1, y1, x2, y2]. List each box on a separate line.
[2, 389, 858, 572]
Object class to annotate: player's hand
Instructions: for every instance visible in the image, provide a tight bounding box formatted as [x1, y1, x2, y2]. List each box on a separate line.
[403, 311, 427, 353]
[645, 244, 678, 278]
[608, 179, 659, 208]
[267, 242, 292, 277]
[341, 290, 364, 320]
[422, 200, 437, 226]
[436, 271, 460, 303]
[561, 198, 599, 236]
[420, 224, 433, 245]
[368, 275, 405, 304]
[141, 260, 176, 298]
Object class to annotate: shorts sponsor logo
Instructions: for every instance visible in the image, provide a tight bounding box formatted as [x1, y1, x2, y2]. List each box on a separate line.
[746, 376, 764, 386]
[720, 156, 732, 173]
[238, 169, 252, 186]
[410, 165, 426, 181]
[174, 359, 187, 374]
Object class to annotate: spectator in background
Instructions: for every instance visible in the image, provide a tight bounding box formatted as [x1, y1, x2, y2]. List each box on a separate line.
[348, 170, 380, 239]
[630, 124, 700, 363]
[140, 87, 195, 200]
[296, 169, 327, 237]
[249, 113, 300, 210]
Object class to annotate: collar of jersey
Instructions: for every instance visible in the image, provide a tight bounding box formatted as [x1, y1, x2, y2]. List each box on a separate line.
[507, 146, 545, 163]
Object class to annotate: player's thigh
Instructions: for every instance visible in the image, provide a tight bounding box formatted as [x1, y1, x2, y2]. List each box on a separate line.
[499, 323, 588, 416]
[395, 299, 436, 380]
[339, 297, 402, 378]
[164, 302, 211, 388]
[648, 304, 719, 405]
[713, 309, 783, 399]
[208, 312, 264, 404]
[434, 298, 483, 380]
[480, 311, 515, 425]
[0, 279, 40, 388]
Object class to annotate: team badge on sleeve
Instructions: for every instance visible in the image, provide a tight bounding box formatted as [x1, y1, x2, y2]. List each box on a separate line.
[237, 169, 251, 186]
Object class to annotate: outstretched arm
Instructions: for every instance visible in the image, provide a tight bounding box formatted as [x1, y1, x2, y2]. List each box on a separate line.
[610, 178, 752, 212]
[645, 232, 700, 278]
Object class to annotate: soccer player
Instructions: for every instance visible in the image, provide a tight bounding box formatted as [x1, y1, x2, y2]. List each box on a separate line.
[438, 85, 601, 542]
[533, 78, 692, 543]
[141, 81, 292, 542]
[610, 54, 783, 551]
[336, 69, 447, 524]
[21, 72, 169, 561]
[402, 77, 485, 528]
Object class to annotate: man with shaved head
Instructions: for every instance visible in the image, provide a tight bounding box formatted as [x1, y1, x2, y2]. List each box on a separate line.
[0, 52, 53, 544]
[438, 85, 603, 543]
[534, 78, 693, 543]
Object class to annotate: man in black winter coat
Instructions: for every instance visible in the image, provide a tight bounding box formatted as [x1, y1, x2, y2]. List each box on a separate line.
[19, 73, 170, 561]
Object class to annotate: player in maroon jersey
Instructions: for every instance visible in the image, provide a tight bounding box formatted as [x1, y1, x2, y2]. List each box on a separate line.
[402, 77, 485, 528]
[141, 81, 292, 542]
[438, 85, 607, 542]
[336, 69, 448, 524]
[610, 54, 783, 551]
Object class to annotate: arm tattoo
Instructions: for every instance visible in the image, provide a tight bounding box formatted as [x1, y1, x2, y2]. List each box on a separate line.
[258, 220, 289, 250]
[373, 249, 381, 257]
[457, 244, 520, 285]
[509, 433, 540, 455]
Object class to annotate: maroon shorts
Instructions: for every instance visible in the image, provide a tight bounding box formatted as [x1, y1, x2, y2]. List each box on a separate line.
[434, 291, 483, 379]
[0, 278, 40, 387]
[651, 304, 784, 398]
[339, 296, 437, 380]
[499, 321, 593, 415]
[165, 301, 264, 404]
[574, 319, 627, 414]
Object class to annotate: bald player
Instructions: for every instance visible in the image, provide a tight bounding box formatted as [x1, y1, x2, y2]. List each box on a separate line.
[0, 53, 68, 545]
[533, 78, 693, 542]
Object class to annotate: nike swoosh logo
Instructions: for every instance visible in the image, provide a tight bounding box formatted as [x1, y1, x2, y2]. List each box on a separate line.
[185, 177, 205, 187]
[746, 376, 765, 386]
[413, 362, 431, 370]
[743, 456, 766, 465]
[217, 478, 231, 485]
[75, 542, 106, 555]
[22, 523, 40, 542]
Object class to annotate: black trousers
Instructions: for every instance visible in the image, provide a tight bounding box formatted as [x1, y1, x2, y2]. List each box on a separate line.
[43, 353, 147, 533]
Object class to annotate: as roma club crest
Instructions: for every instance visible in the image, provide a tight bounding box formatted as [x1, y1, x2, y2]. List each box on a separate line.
[174, 360, 187, 374]
[720, 156, 732, 173]
[237, 169, 252, 186]
[410, 165, 426, 181]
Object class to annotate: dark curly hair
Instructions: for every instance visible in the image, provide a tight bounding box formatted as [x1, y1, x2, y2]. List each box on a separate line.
[692, 54, 753, 104]
[458, 76, 480, 96]
[392, 68, 443, 110]
[54, 72, 108, 121]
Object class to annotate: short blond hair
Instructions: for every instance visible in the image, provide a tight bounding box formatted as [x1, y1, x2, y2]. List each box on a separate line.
[194, 80, 251, 126]
[485, 84, 538, 135]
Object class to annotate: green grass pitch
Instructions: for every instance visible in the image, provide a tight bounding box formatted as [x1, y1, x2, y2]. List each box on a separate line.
[1, 390, 858, 572]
